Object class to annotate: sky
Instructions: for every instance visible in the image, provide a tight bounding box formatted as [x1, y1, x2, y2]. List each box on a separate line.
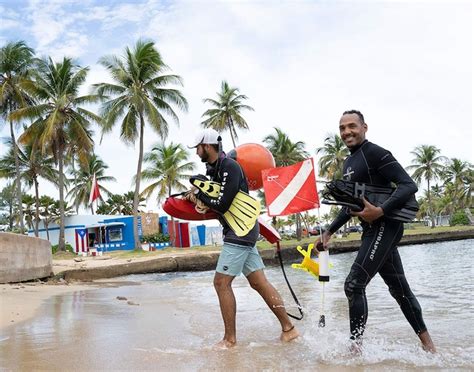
[0, 0, 472, 219]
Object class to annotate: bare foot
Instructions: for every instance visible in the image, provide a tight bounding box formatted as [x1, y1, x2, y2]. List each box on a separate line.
[419, 331, 436, 353]
[280, 326, 299, 342]
[213, 339, 236, 350]
[349, 340, 362, 355]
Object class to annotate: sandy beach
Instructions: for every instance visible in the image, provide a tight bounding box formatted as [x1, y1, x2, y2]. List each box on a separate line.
[0, 282, 93, 330]
[1, 252, 190, 331]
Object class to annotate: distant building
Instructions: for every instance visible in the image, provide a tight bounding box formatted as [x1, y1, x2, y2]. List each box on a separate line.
[29, 215, 142, 254]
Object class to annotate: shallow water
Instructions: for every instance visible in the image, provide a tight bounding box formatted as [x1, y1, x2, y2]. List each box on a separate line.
[1, 239, 473, 371]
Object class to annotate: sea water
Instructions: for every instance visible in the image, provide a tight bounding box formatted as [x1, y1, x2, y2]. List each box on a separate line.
[1, 239, 473, 371]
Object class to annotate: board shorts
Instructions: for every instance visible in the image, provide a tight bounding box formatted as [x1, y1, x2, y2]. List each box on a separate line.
[216, 242, 265, 277]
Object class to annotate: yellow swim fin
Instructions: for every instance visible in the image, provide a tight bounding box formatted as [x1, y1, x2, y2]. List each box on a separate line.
[190, 176, 221, 198]
[190, 175, 260, 237]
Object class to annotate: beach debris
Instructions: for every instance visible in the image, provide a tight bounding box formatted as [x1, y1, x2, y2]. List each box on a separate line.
[127, 300, 140, 306]
[116, 296, 128, 301]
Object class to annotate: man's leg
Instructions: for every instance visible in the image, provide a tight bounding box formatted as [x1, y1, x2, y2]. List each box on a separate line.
[345, 220, 403, 344]
[246, 269, 299, 342]
[378, 248, 436, 353]
[213, 272, 237, 348]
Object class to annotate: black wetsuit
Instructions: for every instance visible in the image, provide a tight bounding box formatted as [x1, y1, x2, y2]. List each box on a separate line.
[328, 140, 427, 340]
[197, 156, 259, 247]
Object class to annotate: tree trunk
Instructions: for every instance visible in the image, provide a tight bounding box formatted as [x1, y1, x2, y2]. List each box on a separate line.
[132, 115, 145, 250]
[427, 179, 435, 228]
[296, 213, 302, 241]
[45, 218, 50, 241]
[227, 117, 237, 148]
[10, 120, 25, 233]
[58, 148, 66, 251]
[33, 176, 40, 237]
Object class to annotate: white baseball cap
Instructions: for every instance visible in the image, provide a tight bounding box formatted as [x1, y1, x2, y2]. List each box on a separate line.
[188, 128, 221, 148]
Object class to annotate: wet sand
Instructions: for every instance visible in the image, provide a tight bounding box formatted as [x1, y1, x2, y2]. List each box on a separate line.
[0, 282, 95, 330]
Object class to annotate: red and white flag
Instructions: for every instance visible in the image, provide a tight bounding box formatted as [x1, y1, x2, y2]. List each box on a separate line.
[88, 173, 101, 205]
[262, 158, 319, 216]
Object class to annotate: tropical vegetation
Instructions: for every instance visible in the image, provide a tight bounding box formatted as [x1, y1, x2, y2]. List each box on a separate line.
[201, 80, 254, 148]
[0, 39, 472, 250]
[93, 39, 188, 250]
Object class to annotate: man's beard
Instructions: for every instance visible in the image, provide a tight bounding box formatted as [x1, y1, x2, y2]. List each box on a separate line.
[200, 148, 209, 163]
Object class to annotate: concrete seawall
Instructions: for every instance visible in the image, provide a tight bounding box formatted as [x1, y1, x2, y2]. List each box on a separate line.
[57, 229, 474, 281]
[0, 233, 53, 283]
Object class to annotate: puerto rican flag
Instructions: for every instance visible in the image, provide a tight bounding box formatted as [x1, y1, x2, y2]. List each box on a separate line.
[262, 158, 319, 216]
[74, 228, 88, 253]
[89, 173, 101, 205]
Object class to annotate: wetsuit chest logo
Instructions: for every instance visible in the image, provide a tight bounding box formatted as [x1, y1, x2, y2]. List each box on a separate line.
[343, 167, 354, 180]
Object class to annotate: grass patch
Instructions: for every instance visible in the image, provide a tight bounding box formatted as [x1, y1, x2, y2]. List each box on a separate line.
[53, 225, 473, 261]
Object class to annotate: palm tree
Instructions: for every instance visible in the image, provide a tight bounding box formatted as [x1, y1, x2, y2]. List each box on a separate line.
[315, 133, 349, 180]
[263, 127, 309, 167]
[201, 80, 254, 148]
[94, 39, 188, 250]
[0, 41, 35, 232]
[67, 154, 116, 214]
[97, 192, 146, 215]
[139, 142, 195, 203]
[0, 183, 17, 230]
[21, 194, 36, 231]
[39, 195, 56, 240]
[13, 57, 101, 250]
[0, 138, 58, 236]
[441, 158, 473, 209]
[407, 145, 446, 228]
[262, 127, 309, 239]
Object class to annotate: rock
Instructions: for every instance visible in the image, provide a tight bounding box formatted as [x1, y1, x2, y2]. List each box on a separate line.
[127, 300, 139, 306]
[74, 257, 84, 262]
[116, 296, 127, 301]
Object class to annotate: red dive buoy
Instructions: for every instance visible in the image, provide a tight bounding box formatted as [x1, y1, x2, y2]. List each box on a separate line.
[228, 143, 275, 191]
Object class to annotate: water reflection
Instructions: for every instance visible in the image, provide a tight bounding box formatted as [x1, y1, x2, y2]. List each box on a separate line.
[1, 240, 473, 370]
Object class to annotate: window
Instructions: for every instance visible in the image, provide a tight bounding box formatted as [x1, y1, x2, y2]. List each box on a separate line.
[108, 227, 123, 242]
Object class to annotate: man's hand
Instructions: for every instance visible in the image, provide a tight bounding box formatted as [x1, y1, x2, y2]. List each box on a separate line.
[351, 197, 384, 223]
[315, 230, 332, 253]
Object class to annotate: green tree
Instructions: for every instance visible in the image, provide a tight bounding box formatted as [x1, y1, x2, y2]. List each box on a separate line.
[13, 57, 101, 249]
[201, 80, 254, 148]
[315, 133, 349, 180]
[97, 192, 146, 216]
[0, 41, 35, 232]
[441, 158, 473, 210]
[39, 195, 55, 240]
[140, 142, 195, 202]
[21, 194, 36, 231]
[407, 145, 446, 228]
[67, 154, 116, 214]
[263, 127, 309, 167]
[0, 183, 17, 230]
[94, 39, 188, 250]
[0, 138, 58, 236]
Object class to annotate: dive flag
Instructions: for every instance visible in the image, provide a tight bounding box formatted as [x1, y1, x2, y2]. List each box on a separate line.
[262, 158, 319, 216]
[88, 173, 101, 205]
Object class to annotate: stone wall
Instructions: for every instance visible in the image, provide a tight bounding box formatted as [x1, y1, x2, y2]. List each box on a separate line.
[0, 232, 52, 283]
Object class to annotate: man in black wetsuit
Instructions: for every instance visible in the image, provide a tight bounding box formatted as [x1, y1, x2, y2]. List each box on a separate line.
[320, 110, 436, 353]
[188, 128, 299, 349]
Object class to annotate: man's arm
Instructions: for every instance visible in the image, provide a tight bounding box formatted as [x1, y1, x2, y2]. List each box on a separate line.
[375, 151, 418, 214]
[327, 207, 351, 234]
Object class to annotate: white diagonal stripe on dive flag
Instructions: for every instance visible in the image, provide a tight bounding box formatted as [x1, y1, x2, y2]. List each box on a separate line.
[268, 159, 313, 215]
